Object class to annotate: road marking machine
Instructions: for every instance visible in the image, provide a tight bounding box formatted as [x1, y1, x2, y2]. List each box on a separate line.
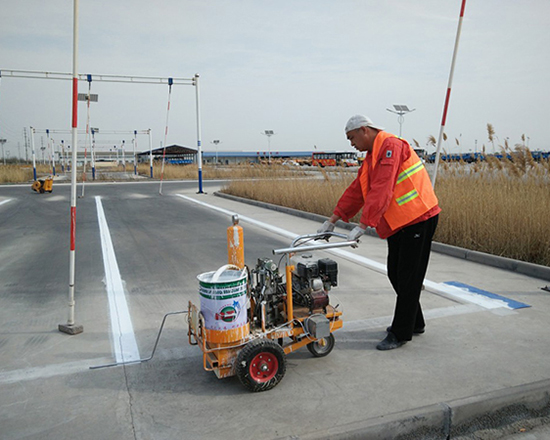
[92, 216, 358, 392]
[31, 176, 53, 193]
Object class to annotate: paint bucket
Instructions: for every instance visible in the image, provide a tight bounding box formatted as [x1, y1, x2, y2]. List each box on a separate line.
[197, 264, 249, 343]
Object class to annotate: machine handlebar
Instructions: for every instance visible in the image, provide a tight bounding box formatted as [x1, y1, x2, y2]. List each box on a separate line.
[272, 232, 358, 255]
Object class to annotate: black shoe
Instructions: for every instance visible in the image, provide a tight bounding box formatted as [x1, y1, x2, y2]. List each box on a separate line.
[386, 326, 425, 335]
[376, 332, 407, 351]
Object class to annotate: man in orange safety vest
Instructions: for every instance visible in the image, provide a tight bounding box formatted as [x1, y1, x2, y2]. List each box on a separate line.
[318, 114, 440, 350]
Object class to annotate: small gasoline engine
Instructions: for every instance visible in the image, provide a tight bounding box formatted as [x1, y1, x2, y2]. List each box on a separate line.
[249, 254, 338, 329]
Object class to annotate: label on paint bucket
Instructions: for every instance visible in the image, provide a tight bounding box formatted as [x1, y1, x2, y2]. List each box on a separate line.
[197, 269, 248, 332]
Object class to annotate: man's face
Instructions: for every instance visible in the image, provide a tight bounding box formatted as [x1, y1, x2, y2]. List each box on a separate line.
[346, 126, 375, 152]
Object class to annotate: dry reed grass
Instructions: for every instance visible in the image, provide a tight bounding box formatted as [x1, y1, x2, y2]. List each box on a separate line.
[435, 147, 550, 266]
[0, 164, 52, 183]
[136, 163, 303, 180]
[222, 168, 357, 220]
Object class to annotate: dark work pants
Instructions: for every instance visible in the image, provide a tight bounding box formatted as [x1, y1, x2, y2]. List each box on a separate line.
[387, 214, 439, 341]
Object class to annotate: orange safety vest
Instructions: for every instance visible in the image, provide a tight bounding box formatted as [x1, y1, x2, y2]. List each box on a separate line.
[359, 131, 438, 231]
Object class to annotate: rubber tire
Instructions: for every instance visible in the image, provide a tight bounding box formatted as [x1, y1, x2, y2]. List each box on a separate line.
[307, 333, 335, 358]
[236, 339, 286, 392]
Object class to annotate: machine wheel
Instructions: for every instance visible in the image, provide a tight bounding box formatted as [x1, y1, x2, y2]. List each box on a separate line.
[307, 333, 335, 358]
[236, 339, 286, 392]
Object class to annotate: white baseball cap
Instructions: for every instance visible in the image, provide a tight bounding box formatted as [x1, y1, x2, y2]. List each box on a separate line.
[345, 115, 384, 133]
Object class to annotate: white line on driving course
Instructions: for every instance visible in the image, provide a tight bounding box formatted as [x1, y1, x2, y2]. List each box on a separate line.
[95, 196, 140, 363]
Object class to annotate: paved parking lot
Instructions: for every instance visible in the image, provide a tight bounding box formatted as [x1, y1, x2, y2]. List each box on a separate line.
[1, 180, 549, 439]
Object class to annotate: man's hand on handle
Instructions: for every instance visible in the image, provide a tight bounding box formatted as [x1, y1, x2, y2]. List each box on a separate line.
[317, 220, 335, 234]
[347, 226, 365, 241]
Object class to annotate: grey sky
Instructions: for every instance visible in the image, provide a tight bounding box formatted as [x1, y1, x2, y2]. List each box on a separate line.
[1, 0, 548, 157]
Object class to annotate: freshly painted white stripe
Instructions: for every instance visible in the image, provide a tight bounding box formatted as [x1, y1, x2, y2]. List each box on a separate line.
[95, 196, 140, 363]
[424, 280, 512, 309]
[176, 194, 513, 310]
[176, 194, 295, 239]
[0, 358, 110, 385]
[0, 199, 13, 206]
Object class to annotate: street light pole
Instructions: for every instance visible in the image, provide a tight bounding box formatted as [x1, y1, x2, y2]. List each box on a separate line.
[386, 105, 415, 138]
[211, 139, 221, 165]
[261, 130, 275, 164]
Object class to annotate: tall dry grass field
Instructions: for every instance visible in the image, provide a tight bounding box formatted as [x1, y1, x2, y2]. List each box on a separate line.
[0, 164, 51, 183]
[434, 149, 550, 266]
[222, 153, 550, 267]
[137, 163, 303, 180]
[222, 169, 355, 218]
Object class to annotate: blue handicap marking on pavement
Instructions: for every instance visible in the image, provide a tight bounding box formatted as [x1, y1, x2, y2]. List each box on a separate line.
[444, 281, 531, 309]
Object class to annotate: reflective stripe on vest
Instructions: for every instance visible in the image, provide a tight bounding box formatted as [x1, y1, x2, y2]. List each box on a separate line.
[396, 189, 419, 206]
[396, 160, 424, 184]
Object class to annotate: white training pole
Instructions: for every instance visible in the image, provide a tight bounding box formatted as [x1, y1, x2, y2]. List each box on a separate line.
[47, 129, 56, 176]
[30, 127, 37, 180]
[148, 128, 153, 178]
[121, 140, 126, 172]
[60, 139, 66, 172]
[194, 73, 204, 194]
[91, 128, 96, 180]
[60, 0, 83, 335]
[133, 130, 137, 175]
[431, 0, 467, 187]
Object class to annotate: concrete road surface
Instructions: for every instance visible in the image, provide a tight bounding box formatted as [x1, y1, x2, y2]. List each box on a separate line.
[1, 179, 549, 440]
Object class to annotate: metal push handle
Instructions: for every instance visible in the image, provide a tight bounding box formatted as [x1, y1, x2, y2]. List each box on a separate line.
[272, 232, 358, 256]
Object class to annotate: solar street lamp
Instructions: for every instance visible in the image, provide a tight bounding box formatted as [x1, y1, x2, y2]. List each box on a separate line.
[261, 130, 275, 164]
[211, 139, 221, 165]
[386, 104, 416, 138]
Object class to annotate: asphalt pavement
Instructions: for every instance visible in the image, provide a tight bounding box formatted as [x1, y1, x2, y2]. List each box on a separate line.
[0, 179, 549, 440]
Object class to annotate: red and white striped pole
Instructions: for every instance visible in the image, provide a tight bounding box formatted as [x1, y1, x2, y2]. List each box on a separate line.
[431, 0, 467, 187]
[60, 0, 83, 335]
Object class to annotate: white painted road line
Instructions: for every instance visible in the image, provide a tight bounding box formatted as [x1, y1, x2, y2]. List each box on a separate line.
[0, 358, 110, 385]
[0, 198, 13, 206]
[176, 194, 515, 311]
[95, 196, 140, 363]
